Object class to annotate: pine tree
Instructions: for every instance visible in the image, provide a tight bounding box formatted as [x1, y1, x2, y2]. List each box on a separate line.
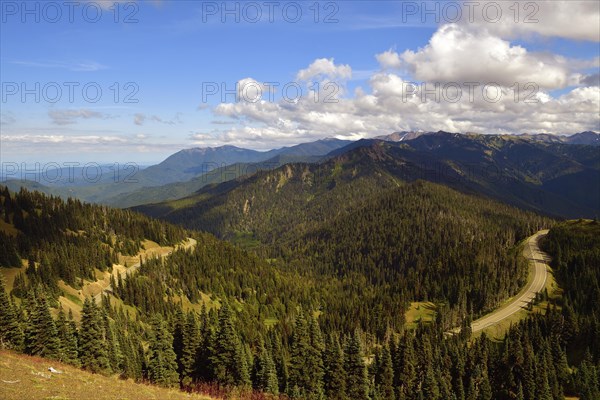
[172, 306, 185, 374]
[210, 303, 250, 387]
[79, 297, 111, 374]
[25, 290, 61, 360]
[103, 310, 123, 374]
[269, 328, 288, 395]
[288, 312, 322, 398]
[422, 363, 441, 400]
[308, 315, 325, 398]
[118, 333, 138, 380]
[147, 315, 179, 388]
[523, 343, 537, 400]
[344, 330, 369, 400]
[56, 307, 79, 366]
[197, 306, 216, 382]
[375, 342, 394, 400]
[0, 276, 24, 350]
[535, 351, 553, 400]
[576, 356, 600, 400]
[395, 335, 417, 399]
[180, 311, 201, 386]
[323, 334, 346, 400]
[253, 337, 279, 395]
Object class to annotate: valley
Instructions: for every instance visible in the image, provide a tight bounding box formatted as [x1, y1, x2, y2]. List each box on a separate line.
[1, 131, 599, 399]
[2, 1, 599, 398]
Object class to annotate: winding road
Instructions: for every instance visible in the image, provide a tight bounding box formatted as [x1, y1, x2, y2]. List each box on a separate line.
[469, 229, 550, 333]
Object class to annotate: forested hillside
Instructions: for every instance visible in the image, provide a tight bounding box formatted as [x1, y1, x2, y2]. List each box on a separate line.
[137, 142, 553, 330]
[2, 187, 599, 399]
[0, 186, 186, 296]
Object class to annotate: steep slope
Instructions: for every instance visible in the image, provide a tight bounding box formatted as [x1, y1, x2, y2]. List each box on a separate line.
[137, 133, 599, 232]
[2, 187, 596, 399]
[135, 148, 553, 328]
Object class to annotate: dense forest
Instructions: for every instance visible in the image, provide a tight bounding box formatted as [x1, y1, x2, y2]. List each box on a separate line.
[0, 186, 186, 298]
[1, 187, 599, 399]
[140, 153, 552, 331]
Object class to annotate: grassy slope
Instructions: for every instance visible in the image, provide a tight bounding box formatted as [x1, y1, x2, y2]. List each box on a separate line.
[0, 350, 213, 400]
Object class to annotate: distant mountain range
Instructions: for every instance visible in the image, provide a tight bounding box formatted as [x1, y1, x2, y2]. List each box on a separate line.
[3, 131, 598, 215]
[2, 138, 351, 207]
[376, 130, 600, 146]
[135, 131, 600, 223]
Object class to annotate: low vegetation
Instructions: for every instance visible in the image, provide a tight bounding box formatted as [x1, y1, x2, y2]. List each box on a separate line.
[0, 349, 213, 400]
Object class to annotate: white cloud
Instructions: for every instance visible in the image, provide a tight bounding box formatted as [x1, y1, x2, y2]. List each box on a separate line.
[296, 58, 352, 81]
[376, 49, 402, 69]
[49, 19, 591, 152]
[134, 113, 182, 126]
[2, 134, 127, 144]
[202, 62, 599, 148]
[398, 24, 579, 90]
[459, 0, 600, 42]
[48, 109, 109, 125]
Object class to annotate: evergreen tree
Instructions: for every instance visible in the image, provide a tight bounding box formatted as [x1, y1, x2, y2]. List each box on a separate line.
[323, 334, 346, 400]
[24, 290, 61, 359]
[395, 335, 417, 400]
[308, 315, 326, 398]
[0, 276, 24, 350]
[56, 307, 79, 366]
[344, 330, 369, 400]
[252, 337, 279, 395]
[422, 363, 441, 400]
[375, 342, 394, 400]
[171, 307, 185, 375]
[210, 303, 250, 387]
[147, 315, 179, 388]
[103, 309, 124, 374]
[197, 307, 216, 382]
[268, 328, 289, 395]
[576, 356, 600, 400]
[180, 311, 201, 386]
[535, 351, 553, 400]
[289, 311, 324, 398]
[79, 297, 111, 374]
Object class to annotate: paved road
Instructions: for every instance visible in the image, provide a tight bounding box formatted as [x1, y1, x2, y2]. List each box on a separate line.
[469, 229, 550, 333]
[93, 237, 197, 304]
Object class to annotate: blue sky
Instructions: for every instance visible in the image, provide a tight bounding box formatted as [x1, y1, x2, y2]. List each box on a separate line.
[1, 0, 599, 165]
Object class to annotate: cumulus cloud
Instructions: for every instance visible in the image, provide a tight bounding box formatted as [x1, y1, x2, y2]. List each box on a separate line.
[397, 24, 579, 89]
[376, 49, 402, 69]
[296, 58, 352, 81]
[48, 109, 109, 125]
[458, 0, 600, 42]
[235, 78, 279, 103]
[203, 64, 599, 148]
[198, 15, 599, 149]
